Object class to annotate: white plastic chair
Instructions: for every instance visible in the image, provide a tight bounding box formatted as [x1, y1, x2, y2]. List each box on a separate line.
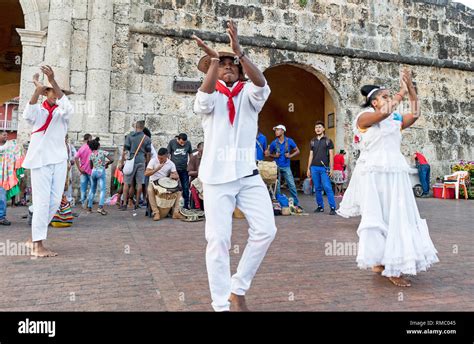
[442, 171, 469, 200]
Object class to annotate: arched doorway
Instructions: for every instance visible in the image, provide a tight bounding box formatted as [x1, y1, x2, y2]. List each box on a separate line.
[259, 63, 339, 182]
[0, 0, 24, 139]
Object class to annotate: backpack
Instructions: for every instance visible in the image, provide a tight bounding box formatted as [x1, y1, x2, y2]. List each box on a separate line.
[256, 138, 264, 154]
[310, 137, 332, 160]
[274, 138, 289, 155]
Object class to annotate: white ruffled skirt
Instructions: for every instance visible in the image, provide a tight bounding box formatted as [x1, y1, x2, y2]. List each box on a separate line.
[340, 167, 439, 277]
[337, 163, 363, 218]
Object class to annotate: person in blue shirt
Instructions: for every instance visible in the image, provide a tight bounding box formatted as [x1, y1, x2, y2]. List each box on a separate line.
[256, 131, 267, 161]
[267, 125, 302, 211]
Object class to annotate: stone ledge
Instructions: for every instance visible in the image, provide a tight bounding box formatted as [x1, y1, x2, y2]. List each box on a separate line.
[129, 24, 474, 72]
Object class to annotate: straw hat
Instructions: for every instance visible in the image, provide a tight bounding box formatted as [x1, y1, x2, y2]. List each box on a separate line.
[197, 47, 242, 74]
[44, 81, 74, 96]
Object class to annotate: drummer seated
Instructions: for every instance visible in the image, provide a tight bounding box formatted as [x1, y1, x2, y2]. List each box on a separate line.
[145, 147, 183, 221]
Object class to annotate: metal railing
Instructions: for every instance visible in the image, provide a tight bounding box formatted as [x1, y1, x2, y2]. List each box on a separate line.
[0, 120, 18, 130]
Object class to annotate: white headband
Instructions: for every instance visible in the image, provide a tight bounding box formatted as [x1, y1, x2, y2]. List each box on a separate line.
[367, 86, 385, 100]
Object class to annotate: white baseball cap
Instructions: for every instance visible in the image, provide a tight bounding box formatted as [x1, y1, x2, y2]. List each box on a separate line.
[273, 124, 286, 132]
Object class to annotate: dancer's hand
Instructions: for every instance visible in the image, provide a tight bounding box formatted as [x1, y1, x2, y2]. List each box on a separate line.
[284, 152, 290, 158]
[402, 68, 412, 86]
[192, 35, 219, 58]
[41, 65, 55, 82]
[227, 20, 242, 56]
[32, 73, 47, 93]
[329, 169, 334, 177]
[306, 169, 311, 178]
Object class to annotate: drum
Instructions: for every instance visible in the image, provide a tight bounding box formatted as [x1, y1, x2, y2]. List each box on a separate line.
[152, 177, 180, 218]
[258, 161, 277, 185]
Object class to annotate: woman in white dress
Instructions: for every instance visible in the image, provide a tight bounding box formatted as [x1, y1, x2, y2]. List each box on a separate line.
[339, 69, 439, 287]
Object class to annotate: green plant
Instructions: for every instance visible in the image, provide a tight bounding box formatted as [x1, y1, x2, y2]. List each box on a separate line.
[299, 0, 308, 7]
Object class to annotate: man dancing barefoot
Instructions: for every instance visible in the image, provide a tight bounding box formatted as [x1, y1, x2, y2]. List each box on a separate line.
[23, 66, 74, 257]
[193, 20, 277, 311]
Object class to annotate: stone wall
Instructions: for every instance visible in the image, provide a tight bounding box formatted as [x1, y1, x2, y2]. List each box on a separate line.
[17, 0, 474, 185]
[120, 0, 473, 178]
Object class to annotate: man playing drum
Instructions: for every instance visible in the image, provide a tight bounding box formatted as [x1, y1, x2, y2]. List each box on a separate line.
[145, 147, 183, 221]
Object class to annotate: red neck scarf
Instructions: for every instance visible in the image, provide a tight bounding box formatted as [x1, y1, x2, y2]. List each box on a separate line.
[215, 81, 245, 126]
[32, 100, 58, 134]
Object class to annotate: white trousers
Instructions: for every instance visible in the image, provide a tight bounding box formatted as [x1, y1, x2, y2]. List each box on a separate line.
[203, 175, 277, 311]
[30, 161, 67, 242]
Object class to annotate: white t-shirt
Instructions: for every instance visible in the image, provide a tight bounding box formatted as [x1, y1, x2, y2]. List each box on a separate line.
[193, 80, 271, 184]
[22, 95, 74, 169]
[146, 157, 177, 182]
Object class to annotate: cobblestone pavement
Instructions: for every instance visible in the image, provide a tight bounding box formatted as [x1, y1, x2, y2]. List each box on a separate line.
[0, 195, 472, 311]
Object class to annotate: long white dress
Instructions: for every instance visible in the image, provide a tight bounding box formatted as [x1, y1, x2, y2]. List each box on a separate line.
[338, 108, 439, 277]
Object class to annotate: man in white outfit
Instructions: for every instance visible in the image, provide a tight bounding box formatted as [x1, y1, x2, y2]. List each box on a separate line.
[23, 66, 74, 257]
[193, 20, 277, 311]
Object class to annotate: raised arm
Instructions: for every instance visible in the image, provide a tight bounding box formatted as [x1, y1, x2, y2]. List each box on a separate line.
[23, 73, 47, 124]
[41, 65, 64, 99]
[358, 71, 409, 130]
[401, 69, 420, 129]
[357, 90, 406, 129]
[192, 35, 219, 94]
[30, 73, 47, 105]
[227, 20, 265, 87]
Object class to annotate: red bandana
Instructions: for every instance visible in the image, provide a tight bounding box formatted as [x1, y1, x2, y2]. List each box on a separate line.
[215, 81, 245, 126]
[32, 100, 58, 134]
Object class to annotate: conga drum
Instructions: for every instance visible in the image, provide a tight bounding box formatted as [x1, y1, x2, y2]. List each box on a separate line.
[152, 177, 180, 218]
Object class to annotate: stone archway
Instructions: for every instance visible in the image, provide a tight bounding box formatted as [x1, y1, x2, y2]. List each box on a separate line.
[19, 0, 43, 32]
[259, 62, 343, 181]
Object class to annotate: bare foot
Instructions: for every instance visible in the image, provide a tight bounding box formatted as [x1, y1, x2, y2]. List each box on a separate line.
[31, 242, 58, 258]
[388, 276, 411, 287]
[25, 239, 33, 250]
[229, 293, 250, 312]
[372, 265, 384, 274]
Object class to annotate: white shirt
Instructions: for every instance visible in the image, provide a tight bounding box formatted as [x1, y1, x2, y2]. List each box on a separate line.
[146, 157, 177, 182]
[194, 80, 271, 184]
[22, 95, 74, 169]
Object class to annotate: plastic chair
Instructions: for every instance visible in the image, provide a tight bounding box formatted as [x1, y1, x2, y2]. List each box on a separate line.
[442, 171, 469, 200]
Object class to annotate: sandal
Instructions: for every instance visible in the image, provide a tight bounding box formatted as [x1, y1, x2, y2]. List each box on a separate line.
[97, 208, 108, 215]
[388, 276, 411, 287]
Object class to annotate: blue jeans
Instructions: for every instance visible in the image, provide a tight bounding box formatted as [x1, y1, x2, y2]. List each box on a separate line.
[311, 166, 336, 209]
[277, 166, 299, 206]
[88, 168, 106, 208]
[178, 170, 190, 209]
[418, 164, 431, 195]
[0, 187, 6, 220]
[80, 173, 92, 205]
